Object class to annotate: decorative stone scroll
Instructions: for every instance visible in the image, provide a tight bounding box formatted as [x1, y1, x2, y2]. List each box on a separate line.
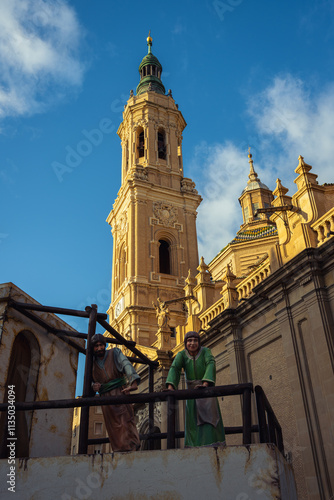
[181, 178, 198, 194]
[153, 202, 178, 227]
[132, 165, 148, 181]
[133, 119, 148, 130]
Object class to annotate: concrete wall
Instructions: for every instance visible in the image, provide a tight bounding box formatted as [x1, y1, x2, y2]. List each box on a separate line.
[0, 444, 297, 500]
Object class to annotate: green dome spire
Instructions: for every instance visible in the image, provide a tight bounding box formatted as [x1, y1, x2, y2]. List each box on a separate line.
[136, 33, 165, 96]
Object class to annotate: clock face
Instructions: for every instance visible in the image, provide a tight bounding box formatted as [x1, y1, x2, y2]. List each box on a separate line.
[115, 298, 124, 318]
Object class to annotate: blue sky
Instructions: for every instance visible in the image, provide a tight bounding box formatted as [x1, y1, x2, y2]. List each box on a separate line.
[1, 0, 334, 394]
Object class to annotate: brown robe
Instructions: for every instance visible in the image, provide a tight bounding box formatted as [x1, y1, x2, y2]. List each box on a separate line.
[92, 349, 140, 452]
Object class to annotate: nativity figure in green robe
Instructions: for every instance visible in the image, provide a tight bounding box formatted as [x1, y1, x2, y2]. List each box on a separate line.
[166, 331, 225, 447]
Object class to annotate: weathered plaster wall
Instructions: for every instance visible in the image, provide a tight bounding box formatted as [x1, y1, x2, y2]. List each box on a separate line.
[0, 444, 297, 500]
[0, 283, 83, 458]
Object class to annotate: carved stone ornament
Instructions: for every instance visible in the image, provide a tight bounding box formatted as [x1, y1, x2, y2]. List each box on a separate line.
[132, 165, 148, 181]
[153, 298, 170, 328]
[181, 178, 198, 194]
[153, 202, 178, 227]
[136, 402, 162, 428]
[116, 212, 128, 238]
[115, 297, 125, 318]
[134, 119, 148, 130]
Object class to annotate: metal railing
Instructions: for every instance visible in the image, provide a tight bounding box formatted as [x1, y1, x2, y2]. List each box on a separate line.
[255, 385, 284, 454]
[1, 300, 285, 455]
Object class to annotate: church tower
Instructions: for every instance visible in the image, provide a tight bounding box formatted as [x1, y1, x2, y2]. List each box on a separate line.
[238, 151, 274, 230]
[106, 35, 202, 347]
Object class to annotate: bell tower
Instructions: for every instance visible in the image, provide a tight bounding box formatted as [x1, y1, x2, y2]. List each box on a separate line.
[106, 35, 202, 347]
[238, 150, 274, 230]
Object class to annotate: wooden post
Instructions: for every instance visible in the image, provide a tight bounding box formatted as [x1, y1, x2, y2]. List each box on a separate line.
[78, 304, 98, 454]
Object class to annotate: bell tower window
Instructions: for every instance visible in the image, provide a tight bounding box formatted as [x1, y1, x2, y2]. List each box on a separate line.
[137, 128, 144, 158]
[158, 129, 166, 160]
[252, 202, 260, 220]
[117, 244, 126, 290]
[125, 140, 129, 172]
[244, 206, 249, 223]
[159, 239, 171, 274]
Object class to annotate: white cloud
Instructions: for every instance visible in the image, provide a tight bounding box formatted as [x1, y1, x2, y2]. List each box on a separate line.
[248, 75, 334, 184]
[194, 141, 250, 261]
[0, 0, 86, 119]
[194, 75, 334, 262]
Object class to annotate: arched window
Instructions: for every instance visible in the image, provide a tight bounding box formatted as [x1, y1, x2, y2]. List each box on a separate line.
[125, 140, 129, 172]
[157, 129, 166, 160]
[137, 128, 144, 158]
[119, 245, 126, 288]
[139, 420, 161, 451]
[159, 239, 171, 274]
[244, 206, 249, 223]
[252, 202, 260, 220]
[178, 139, 182, 172]
[0, 331, 40, 458]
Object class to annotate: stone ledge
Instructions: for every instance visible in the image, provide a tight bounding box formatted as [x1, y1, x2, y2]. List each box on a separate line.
[0, 444, 297, 500]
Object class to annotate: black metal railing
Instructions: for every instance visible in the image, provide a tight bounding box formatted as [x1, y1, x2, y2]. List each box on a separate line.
[1, 300, 285, 456]
[0, 381, 284, 452]
[255, 385, 284, 454]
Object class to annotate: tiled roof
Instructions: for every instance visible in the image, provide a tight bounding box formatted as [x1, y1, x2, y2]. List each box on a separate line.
[211, 225, 278, 264]
[231, 225, 278, 244]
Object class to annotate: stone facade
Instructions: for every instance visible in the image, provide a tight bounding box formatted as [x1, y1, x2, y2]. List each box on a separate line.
[71, 404, 111, 455]
[152, 159, 333, 500]
[106, 83, 201, 347]
[0, 283, 83, 458]
[104, 40, 334, 500]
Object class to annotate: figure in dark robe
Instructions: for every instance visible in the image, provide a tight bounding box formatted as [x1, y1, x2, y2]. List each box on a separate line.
[91, 334, 140, 452]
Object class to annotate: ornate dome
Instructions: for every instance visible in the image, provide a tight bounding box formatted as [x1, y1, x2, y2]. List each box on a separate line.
[136, 34, 165, 96]
[241, 179, 270, 195]
[240, 152, 270, 195]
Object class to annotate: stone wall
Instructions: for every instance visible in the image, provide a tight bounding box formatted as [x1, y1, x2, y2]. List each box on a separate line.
[0, 444, 297, 500]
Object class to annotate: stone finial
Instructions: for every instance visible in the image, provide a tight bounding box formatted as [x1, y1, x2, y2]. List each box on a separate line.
[196, 257, 212, 285]
[248, 150, 259, 183]
[294, 155, 318, 186]
[184, 268, 197, 298]
[273, 178, 289, 198]
[272, 178, 293, 210]
[220, 263, 237, 306]
[224, 262, 236, 282]
[197, 256, 208, 273]
[295, 155, 312, 174]
[185, 268, 196, 286]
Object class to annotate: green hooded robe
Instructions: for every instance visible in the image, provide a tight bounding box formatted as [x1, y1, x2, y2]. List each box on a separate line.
[166, 346, 225, 447]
